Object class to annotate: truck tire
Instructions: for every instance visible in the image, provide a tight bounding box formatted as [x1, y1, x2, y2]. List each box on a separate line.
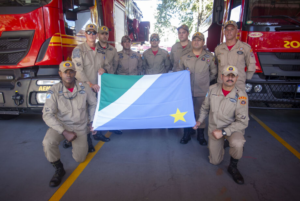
[0, 115, 19, 120]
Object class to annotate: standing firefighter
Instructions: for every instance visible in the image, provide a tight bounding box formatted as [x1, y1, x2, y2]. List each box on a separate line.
[116, 35, 142, 75]
[42, 61, 97, 187]
[194, 66, 249, 184]
[72, 24, 112, 142]
[215, 20, 256, 90]
[170, 24, 192, 72]
[142, 33, 170, 74]
[175, 32, 217, 145]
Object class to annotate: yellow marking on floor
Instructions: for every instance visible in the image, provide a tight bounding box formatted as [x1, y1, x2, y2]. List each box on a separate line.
[250, 113, 300, 160]
[49, 132, 112, 201]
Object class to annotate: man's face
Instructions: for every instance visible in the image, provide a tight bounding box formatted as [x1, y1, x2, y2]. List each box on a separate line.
[178, 29, 189, 42]
[99, 32, 109, 43]
[122, 40, 131, 50]
[192, 37, 204, 50]
[85, 29, 98, 43]
[150, 38, 160, 48]
[225, 25, 237, 41]
[59, 69, 76, 84]
[222, 74, 238, 87]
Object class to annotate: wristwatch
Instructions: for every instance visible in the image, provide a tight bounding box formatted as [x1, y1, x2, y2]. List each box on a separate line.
[222, 129, 227, 136]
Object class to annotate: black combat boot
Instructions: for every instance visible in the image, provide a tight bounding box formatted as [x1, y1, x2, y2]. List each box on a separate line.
[87, 133, 95, 152]
[109, 130, 123, 135]
[93, 131, 110, 142]
[62, 140, 72, 149]
[197, 128, 207, 146]
[180, 128, 191, 144]
[49, 159, 66, 187]
[190, 128, 196, 135]
[227, 157, 244, 184]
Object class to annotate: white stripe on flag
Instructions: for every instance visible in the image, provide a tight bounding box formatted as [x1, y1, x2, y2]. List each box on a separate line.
[92, 74, 162, 129]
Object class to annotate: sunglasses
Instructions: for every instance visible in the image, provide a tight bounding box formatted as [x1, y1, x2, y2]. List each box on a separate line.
[86, 31, 97, 35]
[150, 38, 159, 42]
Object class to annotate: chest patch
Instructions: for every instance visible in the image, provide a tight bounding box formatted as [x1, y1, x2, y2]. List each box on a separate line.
[237, 51, 244, 55]
[230, 98, 237, 103]
[79, 90, 85, 94]
[201, 57, 205, 61]
[204, 54, 210, 58]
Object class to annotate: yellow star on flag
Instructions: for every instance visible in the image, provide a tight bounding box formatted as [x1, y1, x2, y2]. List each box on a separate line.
[170, 108, 187, 123]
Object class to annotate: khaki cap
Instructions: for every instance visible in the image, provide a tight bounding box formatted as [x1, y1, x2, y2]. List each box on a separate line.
[177, 24, 189, 32]
[85, 24, 98, 32]
[121, 35, 131, 43]
[99, 26, 109, 34]
[59, 61, 76, 72]
[223, 66, 238, 76]
[224, 20, 238, 28]
[192, 32, 204, 40]
[150, 33, 159, 40]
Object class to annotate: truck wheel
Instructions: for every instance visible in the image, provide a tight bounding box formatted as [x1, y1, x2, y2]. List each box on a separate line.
[0, 115, 19, 120]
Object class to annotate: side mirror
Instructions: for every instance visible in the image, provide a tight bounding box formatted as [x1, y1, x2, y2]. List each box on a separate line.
[66, 10, 77, 21]
[79, 0, 94, 7]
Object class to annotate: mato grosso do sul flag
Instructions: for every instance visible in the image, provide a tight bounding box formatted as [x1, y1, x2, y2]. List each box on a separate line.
[92, 70, 196, 130]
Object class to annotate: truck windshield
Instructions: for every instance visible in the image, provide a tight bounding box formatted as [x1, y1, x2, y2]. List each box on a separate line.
[0, 0, 51, 7]
[247, 0, 300, 26]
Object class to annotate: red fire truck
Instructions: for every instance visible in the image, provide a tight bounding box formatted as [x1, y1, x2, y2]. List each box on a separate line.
[200, 0, 300, 108]
[0, 0, 150, 119]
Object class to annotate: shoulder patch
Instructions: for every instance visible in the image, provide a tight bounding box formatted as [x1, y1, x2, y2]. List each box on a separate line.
[240, 100, 247, 105]
[46, 94, 51, 99]
[238, 96, 247, 100]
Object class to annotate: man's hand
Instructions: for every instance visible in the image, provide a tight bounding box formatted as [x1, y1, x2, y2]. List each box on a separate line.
[212, 129, 223, 139]
[90, 124, 97, 135]
[62, 130, 77, 142]
[98, 68, 106, 75]
[193, 121, 201, 130]
[91, 84, 100, 92]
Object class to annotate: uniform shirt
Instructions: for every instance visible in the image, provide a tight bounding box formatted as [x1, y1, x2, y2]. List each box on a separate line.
[214, 40, 256, 88]
[42, 81, 97, 136]
[116, 50, 142, 75]
[199, 83, 249, 136]
[176, 50, 217, 97]
[142, 48, 170, 75]
[170, 41, 192, 71]
[72, 42, 118, 85]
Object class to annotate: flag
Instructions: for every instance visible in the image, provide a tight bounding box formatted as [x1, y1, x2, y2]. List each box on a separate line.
[92, 70, 196, 130]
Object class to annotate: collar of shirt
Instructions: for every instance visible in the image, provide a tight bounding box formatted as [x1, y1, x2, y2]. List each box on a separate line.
[216, 84, 238, 99]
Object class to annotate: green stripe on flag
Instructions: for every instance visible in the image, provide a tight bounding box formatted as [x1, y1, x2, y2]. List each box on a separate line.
[99, 74, 143, 111]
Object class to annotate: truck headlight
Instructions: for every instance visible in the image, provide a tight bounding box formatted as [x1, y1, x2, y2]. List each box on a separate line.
[245, 83, 252, 93]
[254, 84, 263, 93]
[36, 93, 47, 104]
[37, 80, 60, 86]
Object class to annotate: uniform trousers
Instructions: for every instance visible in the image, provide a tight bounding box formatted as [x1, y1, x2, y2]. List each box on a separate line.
[42, 128, 88, 163]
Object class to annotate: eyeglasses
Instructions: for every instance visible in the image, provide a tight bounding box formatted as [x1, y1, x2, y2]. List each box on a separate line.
[86, 31, 97, 35]
[150, 38, 159, 42]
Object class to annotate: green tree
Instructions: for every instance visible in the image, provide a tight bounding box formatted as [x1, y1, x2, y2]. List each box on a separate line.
[155, 0, 213, 36]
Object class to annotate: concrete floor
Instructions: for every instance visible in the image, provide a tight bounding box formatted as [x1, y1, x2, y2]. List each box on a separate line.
[0, 109, 300, 201]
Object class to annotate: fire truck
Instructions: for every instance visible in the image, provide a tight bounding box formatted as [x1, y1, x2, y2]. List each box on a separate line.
[0, 0, 150, 119]
[200, 0, 300, 109]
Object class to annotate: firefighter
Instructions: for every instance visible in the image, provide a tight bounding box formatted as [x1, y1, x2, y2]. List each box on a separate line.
[175, 32, 217, 145]
[42, 61, 97, 187]
[72, 24, 111, 143]
[215, 20, 256, 90]
[194, 66, 249, 184]
[170, 24, 192, 72]
[116, 35, 142, 75]
[142, 33, 170, 74]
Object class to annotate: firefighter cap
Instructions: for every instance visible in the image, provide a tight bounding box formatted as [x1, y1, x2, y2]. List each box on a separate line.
[192, 32, 204, 40]
[85, 24, 98, 32]
[121, 35, 131, 43]
[150, 33, 160, 40]
[177, 24, 189, 32]
[224, 20, 238, 29]
[59, 61, 76, 72]
[223, 65, 238, 76]
[99, 26, 109, 34]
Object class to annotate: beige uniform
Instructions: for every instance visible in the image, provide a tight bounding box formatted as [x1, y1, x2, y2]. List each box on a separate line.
[42, 81, 97, 163]
[72, 42, 118, 85]
[198, 83, 249, 165]
[116, 50, 142, 75]
[175, 50, 217, 128]
[142, 48, 170, 74]
[170, 41, 192, 72]
[215, 40, 256, 89]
